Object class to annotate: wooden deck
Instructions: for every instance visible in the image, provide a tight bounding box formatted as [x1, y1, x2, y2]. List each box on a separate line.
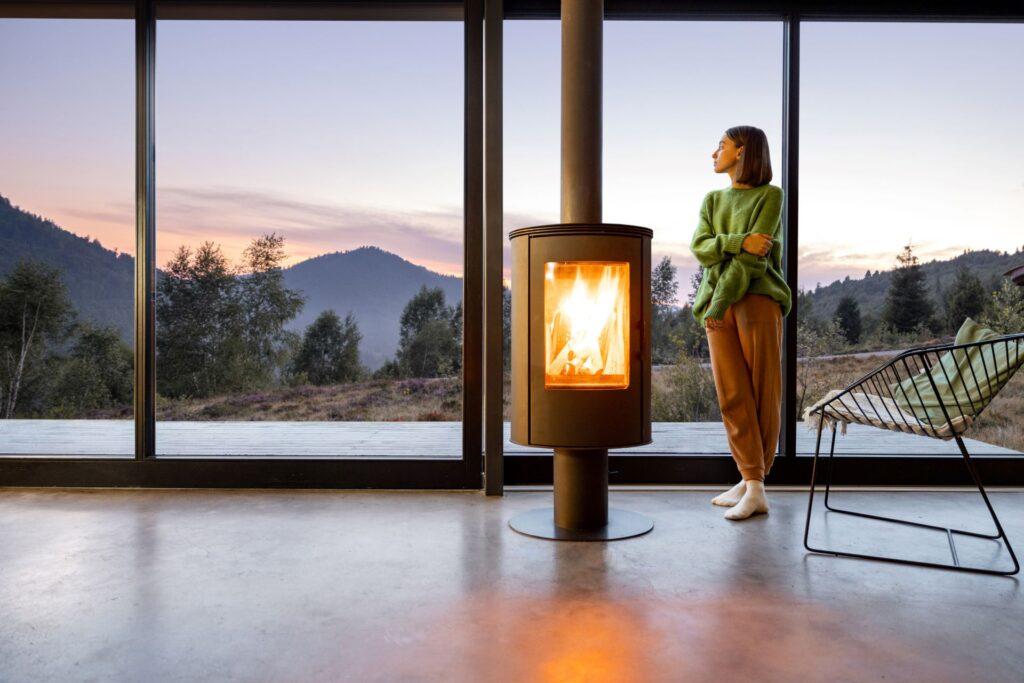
[0, 419, 1019, 458]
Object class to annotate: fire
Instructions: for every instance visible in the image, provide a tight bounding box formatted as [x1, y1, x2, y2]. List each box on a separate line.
[544, 261, 629, 388]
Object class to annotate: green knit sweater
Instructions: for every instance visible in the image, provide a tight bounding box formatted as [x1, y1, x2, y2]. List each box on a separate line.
[689, 183, 793, 323]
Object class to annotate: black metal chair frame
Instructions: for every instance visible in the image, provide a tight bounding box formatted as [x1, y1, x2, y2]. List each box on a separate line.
[803, 331, 1024, 576]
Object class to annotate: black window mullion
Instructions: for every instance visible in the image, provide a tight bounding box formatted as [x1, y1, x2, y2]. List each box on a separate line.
[780, 14, 799, 458]
[134, 0, 156, 460]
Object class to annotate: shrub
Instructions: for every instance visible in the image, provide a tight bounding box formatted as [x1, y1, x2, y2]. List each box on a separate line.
[652, 353, 720, 422]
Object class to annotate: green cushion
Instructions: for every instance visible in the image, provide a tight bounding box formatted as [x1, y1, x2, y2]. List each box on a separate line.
[889, 317, 1024, 428]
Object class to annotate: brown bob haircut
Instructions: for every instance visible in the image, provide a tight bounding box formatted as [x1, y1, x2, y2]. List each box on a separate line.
[725, 125, 773, 187]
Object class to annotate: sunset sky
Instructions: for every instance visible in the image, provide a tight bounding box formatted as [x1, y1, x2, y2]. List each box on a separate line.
[1, 18, 1022, 292]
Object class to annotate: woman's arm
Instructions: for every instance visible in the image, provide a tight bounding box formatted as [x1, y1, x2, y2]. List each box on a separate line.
[704, 257, 753, 321]
[702, 188, 783, 321]
[738, 186, 784, 269]
[689, 193, 748, 268]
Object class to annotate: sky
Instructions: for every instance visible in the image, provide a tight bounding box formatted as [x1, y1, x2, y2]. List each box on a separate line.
[1, 18, 1022, 293]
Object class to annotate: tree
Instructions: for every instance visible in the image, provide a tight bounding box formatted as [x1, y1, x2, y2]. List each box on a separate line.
[945, 265, 987, 332]
[48, 322, 133, 416]
[0, 259, 73, 418]
[291, 310, 363, 385]
[156, 241, 243, 399]
[237, 233, 305, 387]
[156, 235, 306, 398]
[796, 286, 814, 319]
[686, 267, 703, 307]
[881, 242, 935, 334]
[833, 296, 862, 345]
[651, 256, 681, 364]
[396, 286, 461, 378]
[980, 279, 1024, 334]
[502, 286, 511, 372]
[652, 256, 678, 309]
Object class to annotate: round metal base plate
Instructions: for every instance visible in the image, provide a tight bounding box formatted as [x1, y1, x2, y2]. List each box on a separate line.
[508, 507, 654, 541]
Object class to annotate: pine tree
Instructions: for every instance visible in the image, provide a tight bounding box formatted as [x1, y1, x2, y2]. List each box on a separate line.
[881, 243, 935, 334]
[833, 295, 862, 345]
[945, 265, 987, 332]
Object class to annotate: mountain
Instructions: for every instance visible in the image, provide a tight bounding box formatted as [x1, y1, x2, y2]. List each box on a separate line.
[0, 194, 135, 343]
[282, 246, 462, 369]
[804, 247, 1024, 323]
[0, 194, 462, 369]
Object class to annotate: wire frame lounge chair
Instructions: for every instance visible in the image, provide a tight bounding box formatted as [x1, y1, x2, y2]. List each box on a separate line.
[801, 328, 1024, 576]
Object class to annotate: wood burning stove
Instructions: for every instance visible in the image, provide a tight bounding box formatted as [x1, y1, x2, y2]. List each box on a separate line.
[505, 224, 655, 540]
[506, 0, 654, 540]
[510, 224, 652, 450]
[508, 224, 654, 541]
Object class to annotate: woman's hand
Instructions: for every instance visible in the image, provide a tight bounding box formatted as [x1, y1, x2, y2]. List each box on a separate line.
[705, 316, 726, 331]
[741, 233, 773, 257]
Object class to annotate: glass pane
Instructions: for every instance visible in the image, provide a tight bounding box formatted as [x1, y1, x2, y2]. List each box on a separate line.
[544, 261, 629, 389]
[155, 19, 464, 459]
[505, 19, 784, 456]
[0, 19, 135, 458]
[799, 22, 1024, 456]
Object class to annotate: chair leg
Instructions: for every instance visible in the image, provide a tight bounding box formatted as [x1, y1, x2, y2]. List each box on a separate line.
[803, 419, 1020, 576]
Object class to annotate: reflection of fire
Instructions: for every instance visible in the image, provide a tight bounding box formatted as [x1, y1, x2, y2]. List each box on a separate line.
[544, 261, 629, 388]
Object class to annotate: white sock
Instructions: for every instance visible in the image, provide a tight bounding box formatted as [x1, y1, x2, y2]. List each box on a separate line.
[711, 480, 746, 507]
[724, 480, 769, 520]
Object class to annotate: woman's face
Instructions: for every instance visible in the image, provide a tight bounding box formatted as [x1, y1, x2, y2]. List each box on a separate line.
[712, 135, 742, 174]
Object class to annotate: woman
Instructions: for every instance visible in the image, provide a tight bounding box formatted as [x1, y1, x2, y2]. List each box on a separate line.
[689, 125, 793, 521]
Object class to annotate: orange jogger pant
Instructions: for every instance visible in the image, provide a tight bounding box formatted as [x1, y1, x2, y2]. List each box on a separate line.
[705, 292, 783, 482]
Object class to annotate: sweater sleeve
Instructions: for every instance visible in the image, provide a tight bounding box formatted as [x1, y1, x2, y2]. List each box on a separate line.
[704, 258, 753, 321]
[750, 185, 784, 240]
[702, 187, 784, 321]
[689, 193, 747, 268]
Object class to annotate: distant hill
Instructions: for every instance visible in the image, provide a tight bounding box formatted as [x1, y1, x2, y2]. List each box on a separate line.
[282, 246, 462, 369]
[0, 194, 135, 343]
[804, 247, 1024, 323]
[0, 194, 462, 369]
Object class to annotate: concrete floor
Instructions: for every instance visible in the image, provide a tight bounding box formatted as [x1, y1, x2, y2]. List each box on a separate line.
[1, 488, 1021, 682]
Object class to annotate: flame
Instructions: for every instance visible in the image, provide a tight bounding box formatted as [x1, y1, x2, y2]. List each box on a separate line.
[544, 261, 629, 389]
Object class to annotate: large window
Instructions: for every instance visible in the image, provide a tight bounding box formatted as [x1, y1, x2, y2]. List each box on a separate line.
[798, 22, 1024, 456]
[155, 19, 466, 458]
[0, 18, 135, 458]
[3, 5, 1022, 487]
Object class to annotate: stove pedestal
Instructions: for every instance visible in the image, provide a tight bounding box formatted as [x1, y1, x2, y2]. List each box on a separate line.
[509, 447, 654, 541]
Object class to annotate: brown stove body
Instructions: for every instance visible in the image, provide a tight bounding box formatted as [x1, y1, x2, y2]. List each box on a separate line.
[510, 224, 652, 450]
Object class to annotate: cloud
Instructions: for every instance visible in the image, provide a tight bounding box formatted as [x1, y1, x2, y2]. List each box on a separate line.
[156, 186, 470, 274]
[60, 205, 134, 229]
